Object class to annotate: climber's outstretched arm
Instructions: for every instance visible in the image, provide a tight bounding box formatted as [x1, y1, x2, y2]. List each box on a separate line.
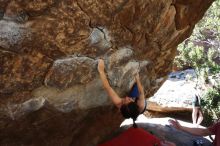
[98, 59, 122, 108]
[135, 73, 145, 111]
[169, 119, 211, 136]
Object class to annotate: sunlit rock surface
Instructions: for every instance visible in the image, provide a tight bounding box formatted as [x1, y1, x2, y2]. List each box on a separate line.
[0, 0, 214, 146]
[147, 69, 196, 112]
[147, 69, 219, 113]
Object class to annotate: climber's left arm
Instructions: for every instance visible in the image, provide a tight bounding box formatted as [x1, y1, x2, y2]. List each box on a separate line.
[135, 73, 145, 112]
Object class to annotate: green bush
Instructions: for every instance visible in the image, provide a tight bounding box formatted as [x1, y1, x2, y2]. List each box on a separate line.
[201, 85, 220, 125]
[173, 0, 220, 79]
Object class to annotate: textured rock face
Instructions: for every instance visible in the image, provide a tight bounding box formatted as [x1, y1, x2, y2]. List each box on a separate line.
[0, 0, 214, 146]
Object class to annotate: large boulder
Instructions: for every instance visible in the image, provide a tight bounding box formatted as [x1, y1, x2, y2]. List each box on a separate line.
[147, 69, 196, 113]
[147, 69, 219, 113]
[0, 0, 214, 146]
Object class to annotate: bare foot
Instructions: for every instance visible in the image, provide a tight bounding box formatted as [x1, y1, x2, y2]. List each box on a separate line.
[98, 59, 105, 73]
[161, 140, 176, 146]
[168, 119, 181, 130]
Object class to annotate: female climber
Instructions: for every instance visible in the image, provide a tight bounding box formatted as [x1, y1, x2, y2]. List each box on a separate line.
[98, 59, 146, 128]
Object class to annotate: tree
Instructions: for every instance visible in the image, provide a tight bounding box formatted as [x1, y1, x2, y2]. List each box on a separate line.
[174, 0, 220, 79]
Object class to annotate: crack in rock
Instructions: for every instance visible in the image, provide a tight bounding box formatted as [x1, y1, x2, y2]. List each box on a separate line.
[89, 27, 112, 50]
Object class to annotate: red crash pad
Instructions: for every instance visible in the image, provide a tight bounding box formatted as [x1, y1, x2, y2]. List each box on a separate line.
[99, 128, 161, 146]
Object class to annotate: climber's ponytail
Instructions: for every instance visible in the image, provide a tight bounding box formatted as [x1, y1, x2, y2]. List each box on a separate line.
[132, 118, 138, 128]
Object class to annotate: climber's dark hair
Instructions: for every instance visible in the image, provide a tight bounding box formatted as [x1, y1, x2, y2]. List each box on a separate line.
[120, 102, 139, 128]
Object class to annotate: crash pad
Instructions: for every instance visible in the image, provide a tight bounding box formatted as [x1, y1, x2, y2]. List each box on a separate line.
[99, 127, 161, 146]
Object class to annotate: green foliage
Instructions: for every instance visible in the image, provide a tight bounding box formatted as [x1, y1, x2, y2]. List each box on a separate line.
[207, 48, 220, 74]
[174, 0, 220, 78]
[201, 85, 220, 125]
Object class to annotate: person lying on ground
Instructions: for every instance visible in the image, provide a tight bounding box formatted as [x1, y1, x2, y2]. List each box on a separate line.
[98, 59, 146, 128]
[169, 119, 220, 146]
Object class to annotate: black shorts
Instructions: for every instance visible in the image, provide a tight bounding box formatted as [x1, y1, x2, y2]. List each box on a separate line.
[192, 95, 200, 107]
